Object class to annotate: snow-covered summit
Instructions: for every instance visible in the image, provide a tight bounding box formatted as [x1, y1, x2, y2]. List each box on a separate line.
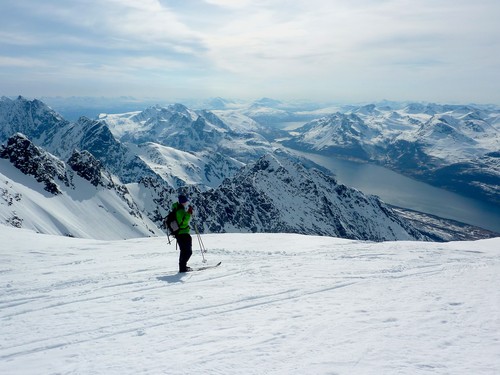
[284, 113, 381, 159]
[0, 96, 69, 146]
[102, 103, 273, 163]
[102, 104, 197, 142]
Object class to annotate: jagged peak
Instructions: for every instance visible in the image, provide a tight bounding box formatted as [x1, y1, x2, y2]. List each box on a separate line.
[68, 149, 114, 188]
[9, 132, 30, 141]
[354, 104, 379, 115]
[76, 116, 100, 125]
[0, 132, 70, 195]
[251, 152, 284, 172]
[6, 95, 53, 111]
[130, 103, 196, 123]
[1, 133, 41, 154]
[167, 103, 190, 113]
[199, 150, 424, 241]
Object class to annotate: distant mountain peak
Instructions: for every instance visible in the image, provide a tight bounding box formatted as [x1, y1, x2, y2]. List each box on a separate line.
[0, 96, 68, 144]
[252, 97, 283, 107]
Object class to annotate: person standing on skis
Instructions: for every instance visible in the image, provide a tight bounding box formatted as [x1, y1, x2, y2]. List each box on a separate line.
[172, 194, 193, 272]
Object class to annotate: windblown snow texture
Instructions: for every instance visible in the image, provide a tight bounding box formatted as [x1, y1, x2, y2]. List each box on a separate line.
[1, 226, 499, 375]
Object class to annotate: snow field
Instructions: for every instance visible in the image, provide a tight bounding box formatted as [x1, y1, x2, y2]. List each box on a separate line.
[1, 227, 499, 374]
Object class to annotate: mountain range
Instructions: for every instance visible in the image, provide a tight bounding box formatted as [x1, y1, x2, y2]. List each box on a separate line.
[279, 103, 500, 205]
[1, 96, 498, 241]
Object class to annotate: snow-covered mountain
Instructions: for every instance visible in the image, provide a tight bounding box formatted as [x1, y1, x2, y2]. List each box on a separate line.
[0, 97, 250, 190]
[127, 142, 244, 190]
[190, 152, 426, 241]
[1, 96, 497, 241]
[100, 104, 274, 163]
[123, 151, 428, 241]
[0, 134, 161, 239]
[0, 96, 159, 184]
[99, 103, 276, 189]
[0, 103, 429, 240]
[0, 135, 428, 241]
[283, 112, 383, 159]
[284, 103, 499, 162]
[389, 110, 498, 165]
[0, 123, 431, 241]
[0, 96, 70, 149]
[1, 226, 499, 374]
[281, 103, 500, 205]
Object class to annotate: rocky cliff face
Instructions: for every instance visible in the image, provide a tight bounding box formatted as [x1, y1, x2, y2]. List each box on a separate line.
[0, 133, 71, 195]
[179, 152, 427, 241]
[67, 149, 114, 188]
[0, 133, 161, 239]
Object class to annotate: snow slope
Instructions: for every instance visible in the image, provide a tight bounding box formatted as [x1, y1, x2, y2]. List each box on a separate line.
[127, 142, 244, 189]
[0, 159, 161, 240]
[1, 226, 499, 374]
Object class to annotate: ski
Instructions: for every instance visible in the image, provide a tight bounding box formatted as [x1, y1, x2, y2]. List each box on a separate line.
[191, 261, 221, 272]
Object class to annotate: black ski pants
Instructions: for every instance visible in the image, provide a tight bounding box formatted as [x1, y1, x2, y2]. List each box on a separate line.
[177, 233, 192, 272]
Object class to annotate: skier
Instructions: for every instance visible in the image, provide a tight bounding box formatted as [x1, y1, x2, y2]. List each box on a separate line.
[172, 194, 193, 272]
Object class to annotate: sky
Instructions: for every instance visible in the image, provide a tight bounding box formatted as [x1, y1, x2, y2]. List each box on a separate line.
[0, 0, 499, 104]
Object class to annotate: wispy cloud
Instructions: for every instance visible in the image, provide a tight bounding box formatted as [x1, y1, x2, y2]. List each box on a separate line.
[0, 0, 499, 103]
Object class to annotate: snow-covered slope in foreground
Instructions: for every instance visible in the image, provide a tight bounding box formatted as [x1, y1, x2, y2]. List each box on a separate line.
[1, 226, 499, 375]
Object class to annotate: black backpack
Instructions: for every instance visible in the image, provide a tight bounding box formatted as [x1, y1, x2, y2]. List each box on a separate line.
[164, 207, 180, 237]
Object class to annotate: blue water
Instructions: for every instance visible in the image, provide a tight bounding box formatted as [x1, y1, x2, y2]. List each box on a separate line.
[292, 151, 500, 233]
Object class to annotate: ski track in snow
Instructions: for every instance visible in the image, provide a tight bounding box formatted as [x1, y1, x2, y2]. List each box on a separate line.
[1, 228, 499, 374]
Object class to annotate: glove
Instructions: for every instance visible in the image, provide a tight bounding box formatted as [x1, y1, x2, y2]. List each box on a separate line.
[187, 206, 193, 215]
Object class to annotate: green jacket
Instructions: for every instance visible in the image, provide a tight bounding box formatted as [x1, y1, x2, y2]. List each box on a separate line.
[172, 202, 191, 235]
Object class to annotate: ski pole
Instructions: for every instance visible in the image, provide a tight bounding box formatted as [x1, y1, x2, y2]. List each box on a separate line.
[193, 221, 207, 263]
[194, 221, 207, 253]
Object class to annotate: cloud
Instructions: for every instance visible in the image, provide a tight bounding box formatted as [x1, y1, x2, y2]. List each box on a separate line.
[0, 56, 48, 68]
[193, 0, 500, 101]
[203, 0, 253, 8]
[2, 1, 204, 52]
[0, 0, 499, 102]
